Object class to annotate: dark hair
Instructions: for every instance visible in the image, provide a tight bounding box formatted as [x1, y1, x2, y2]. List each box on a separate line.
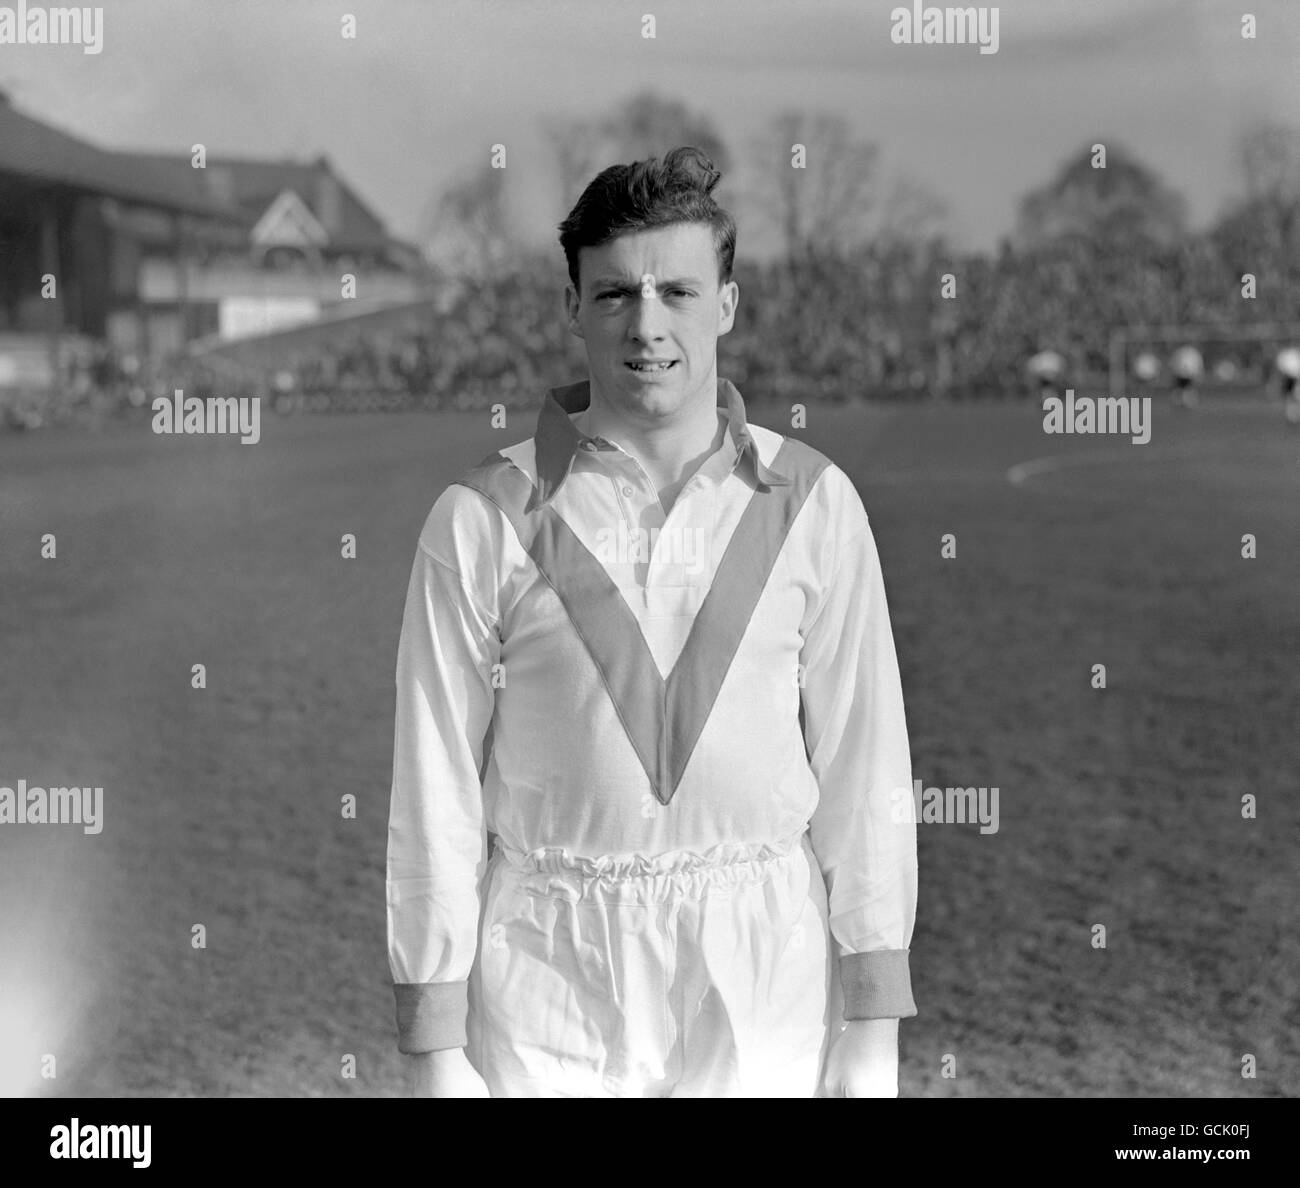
[558, 146, 737, 292]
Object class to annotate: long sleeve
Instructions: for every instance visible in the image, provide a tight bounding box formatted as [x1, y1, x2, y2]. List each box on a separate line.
[801, 467, 918, 1020]
[386, 488, 502, 1053]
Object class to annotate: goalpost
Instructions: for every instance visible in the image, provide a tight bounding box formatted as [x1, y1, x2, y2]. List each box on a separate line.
[1107, 322, 1300, 396]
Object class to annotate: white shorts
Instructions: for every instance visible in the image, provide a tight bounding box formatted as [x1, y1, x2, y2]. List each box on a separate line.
[466, 829, 837, 1097]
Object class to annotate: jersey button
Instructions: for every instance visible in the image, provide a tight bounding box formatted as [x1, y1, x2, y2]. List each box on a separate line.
[621, 485, 633, 497]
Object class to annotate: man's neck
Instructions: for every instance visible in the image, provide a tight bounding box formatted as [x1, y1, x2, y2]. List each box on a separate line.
[580, 378, 726, 501]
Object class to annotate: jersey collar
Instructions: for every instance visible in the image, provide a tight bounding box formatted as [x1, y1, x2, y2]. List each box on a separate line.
[526, 377, 790, 512]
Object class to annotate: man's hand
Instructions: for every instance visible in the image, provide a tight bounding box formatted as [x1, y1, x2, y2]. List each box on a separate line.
[409, 1047, 491, 1098]
[820, 1017, 900, 1098]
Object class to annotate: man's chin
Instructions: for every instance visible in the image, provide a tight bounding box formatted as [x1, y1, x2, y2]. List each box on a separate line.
[608, 371, 687, 411]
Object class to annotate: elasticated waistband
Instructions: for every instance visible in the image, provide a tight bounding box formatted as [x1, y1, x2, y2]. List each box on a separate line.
[492, 829, 810, 904]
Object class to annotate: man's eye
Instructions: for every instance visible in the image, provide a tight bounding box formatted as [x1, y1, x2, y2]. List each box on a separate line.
[666, 289, 695, 298]
[596, 291, 626, 302]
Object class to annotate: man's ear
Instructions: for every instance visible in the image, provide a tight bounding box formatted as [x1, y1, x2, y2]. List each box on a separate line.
[564, 284, 585, 340]
[717, 279, 739, 337]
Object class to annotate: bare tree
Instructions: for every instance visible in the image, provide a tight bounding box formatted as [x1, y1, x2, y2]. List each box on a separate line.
[875, 175, 949, 247]
[1014, 141, 1188, 249]
[748, 112, 887, 260]
[1239, 123, 1300, 204]
[546, 91, 732, 211]
[1234, 122, 1300, 250]
[421, 160, 513, 278]
[1205, 123, 1300, 313]
[543, 113, 603, 213]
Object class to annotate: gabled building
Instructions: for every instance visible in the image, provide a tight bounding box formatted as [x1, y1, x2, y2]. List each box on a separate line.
[114, 149, 425, 346]
[0, 89, 425, 387]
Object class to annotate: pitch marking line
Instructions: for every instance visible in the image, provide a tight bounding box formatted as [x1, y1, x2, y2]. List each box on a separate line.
[1006, 444, 1225, 487]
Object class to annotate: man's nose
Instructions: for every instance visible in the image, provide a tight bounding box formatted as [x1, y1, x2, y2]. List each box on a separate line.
[628, 292, 669, 340]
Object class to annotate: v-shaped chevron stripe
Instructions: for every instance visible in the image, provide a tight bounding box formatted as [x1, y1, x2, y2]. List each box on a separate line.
[454, 436, 829, 804]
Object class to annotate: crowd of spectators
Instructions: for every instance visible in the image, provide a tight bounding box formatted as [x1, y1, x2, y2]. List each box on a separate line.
[6, 219, 1298, 429]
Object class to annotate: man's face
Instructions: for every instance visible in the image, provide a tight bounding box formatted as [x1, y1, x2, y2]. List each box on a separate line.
[564, 223, 738, 422]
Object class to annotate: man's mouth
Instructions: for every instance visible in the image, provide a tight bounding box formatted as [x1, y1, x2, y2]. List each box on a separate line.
[625, 360, 677, 373]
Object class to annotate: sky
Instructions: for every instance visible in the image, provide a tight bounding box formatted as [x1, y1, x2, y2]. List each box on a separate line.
[1, 0, 1298, 255]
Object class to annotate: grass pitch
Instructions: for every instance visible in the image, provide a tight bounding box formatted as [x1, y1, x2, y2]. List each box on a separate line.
[0, 394, 1295, 1096]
